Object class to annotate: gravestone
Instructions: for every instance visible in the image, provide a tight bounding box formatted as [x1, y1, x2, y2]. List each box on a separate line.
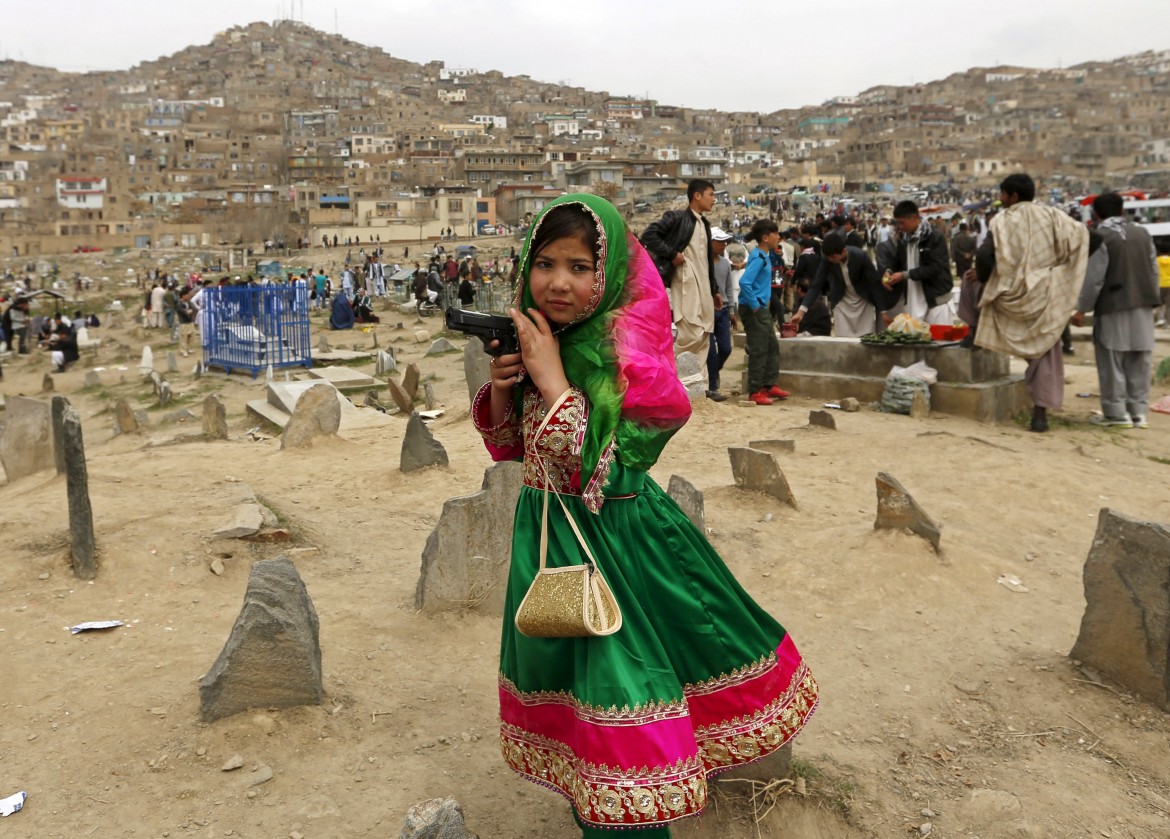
[728, 446, 798, 509]
[667, 475, 705, 532]
[158, 381, 173, 408]
[808, 410, 837, 430]
[416, 461, 523, 614]
[1070, 509, 1170, 711]
[403, 363, 421, 400]
[51, 395, 71, 475]
[676, 351, 705, 400]
[874, 471, 941, 552]
[203, 395, 228, 439]
[114, 400, 139, 435]
[375, 350, 397, 376]
[139, 345, 153, 373]
[749, 439, 796, 453]
[840, 397, 861, 412]
[42, 373, 54, 393]
[280, 384, 341, 449]
[166, 351, 178, 373]
[84, 371, 102, 388]
[386, 377, 414, 413]
[61, 405, 96, 580]
[400, 798, 476, 839]
[317, 334, 331, 354]
[193, 360, 203, 379]
[463, 337, 492, 405]
[149, 370, 163, 396]
[199, 557, 323, 722]
[401, 412, 449, 472]
[426, 337, 457, 356]
[0, 396, 54, 481]
[423, 382, 436, 411]
[413, 328, 430, 343]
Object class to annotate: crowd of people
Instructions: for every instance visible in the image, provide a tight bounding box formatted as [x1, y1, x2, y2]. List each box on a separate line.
[636, 177, 1166, 430]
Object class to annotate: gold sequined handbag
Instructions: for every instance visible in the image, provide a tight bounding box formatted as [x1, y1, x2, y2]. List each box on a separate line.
[514, 391, 623, 639]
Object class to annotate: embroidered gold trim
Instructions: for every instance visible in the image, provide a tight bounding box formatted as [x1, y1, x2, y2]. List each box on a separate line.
[582, 436, 617, 513]
[501, 675, 688, 726]
[471, 382, 520, 448]
[499, 668, 820, 826]
[684, 650, 780, 697]
[501, 723, 707, 826]
[521, 387, 588, 494]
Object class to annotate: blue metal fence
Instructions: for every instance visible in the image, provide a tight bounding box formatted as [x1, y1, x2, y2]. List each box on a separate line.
[203, 284, 312, 377]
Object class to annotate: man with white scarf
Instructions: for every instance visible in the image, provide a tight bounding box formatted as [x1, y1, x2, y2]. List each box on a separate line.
[974, 174, 1088, 432]
[883, 200, 954, 324]
[1072, 191, 1160, 429]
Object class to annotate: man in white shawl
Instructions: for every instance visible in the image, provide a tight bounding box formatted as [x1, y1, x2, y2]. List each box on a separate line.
[972, 174, 1088, 433]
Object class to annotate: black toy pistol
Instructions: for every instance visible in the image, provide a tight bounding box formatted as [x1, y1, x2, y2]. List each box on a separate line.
[445, 307, 521, 356]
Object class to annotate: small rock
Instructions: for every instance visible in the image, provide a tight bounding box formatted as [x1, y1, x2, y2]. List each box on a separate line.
[252, 714, 276, 735]
[919, 823, 933, 836]
[910, 389, 930, 419]
[413, 328, 430, 343]
[808, 410, 837, 430]
[222, 755, 245, 771]
[840, 397, 861, 412]
[150, 707, 167, 716]
[247, 765, 274, 786]
[210, 557, 226, 576]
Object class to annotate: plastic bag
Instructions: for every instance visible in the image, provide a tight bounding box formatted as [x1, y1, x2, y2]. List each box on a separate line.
[888, 313, 931, 338]
[888, 360, 938, 385]
[881, 375, 931, 415]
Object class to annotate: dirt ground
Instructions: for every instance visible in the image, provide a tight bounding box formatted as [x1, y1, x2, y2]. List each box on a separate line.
[2, 251, 1170, 839]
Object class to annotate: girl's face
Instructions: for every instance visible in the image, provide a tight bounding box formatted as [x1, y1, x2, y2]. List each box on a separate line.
[528, 235, 596, 324]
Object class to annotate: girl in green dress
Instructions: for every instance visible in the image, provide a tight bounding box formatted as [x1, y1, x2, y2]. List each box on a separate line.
[472, 194, 818, 836]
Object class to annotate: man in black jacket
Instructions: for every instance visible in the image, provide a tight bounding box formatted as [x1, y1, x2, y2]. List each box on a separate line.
[884, 200, 954, 323]
[640, 179, 721, 371]
[791, 231, 890, 337]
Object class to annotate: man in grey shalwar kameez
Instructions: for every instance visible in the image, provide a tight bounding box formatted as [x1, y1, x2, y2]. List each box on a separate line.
[1072, 192, 1161, 429]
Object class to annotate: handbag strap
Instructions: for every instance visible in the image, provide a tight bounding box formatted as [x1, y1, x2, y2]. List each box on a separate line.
[532, 389, 602, 574]
[536, 388, 572, 573]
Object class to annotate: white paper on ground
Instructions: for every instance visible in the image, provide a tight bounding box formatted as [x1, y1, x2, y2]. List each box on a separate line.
[0, 791, 27, 816]
[69, 620, 124, 635]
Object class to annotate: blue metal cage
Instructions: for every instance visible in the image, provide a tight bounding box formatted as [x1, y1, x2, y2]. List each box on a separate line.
[203, 284, 312, 377]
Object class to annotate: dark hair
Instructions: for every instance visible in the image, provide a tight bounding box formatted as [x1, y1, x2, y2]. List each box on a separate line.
[1157, 239, 1170, 255]
[687, 179, 715, 202]
[830, 215, 846, 229]
[893, 200, 919, 219]
[1092, 191, 1124, 220]
[745, 219, 779, 243]
[822, 230, 847, 256]
[999, 173, 1035, 203]
[959, 222, 969, 231]
[528, 203, 600, 267]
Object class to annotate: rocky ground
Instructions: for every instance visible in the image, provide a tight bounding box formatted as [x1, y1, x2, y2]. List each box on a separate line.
[1, 249, 1170, 838]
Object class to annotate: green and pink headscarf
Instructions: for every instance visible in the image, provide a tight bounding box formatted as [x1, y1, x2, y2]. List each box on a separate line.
[513, 193, 691, 512]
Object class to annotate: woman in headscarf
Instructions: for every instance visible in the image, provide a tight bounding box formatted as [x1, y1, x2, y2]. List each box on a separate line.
[328, 289, 354, 330]
[470, 194, 818, 837]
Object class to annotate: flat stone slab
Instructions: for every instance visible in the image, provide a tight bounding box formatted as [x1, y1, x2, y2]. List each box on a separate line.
[728, 447, 797, 508]
[0, 396, 54, 481]
[1071, 509, 1170, 711]
[874, 471, 941, 552]
[750, 439, 796, 453]
[313, 349, 372, 362]
[215, 503, 267, 539]
[301, 365, 381, 391]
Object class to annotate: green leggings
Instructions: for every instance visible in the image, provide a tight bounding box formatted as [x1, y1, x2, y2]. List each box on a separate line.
[574, 809, 672, 837]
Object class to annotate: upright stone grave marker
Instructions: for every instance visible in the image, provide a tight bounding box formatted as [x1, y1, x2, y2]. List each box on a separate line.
[61, 405, 96, 580]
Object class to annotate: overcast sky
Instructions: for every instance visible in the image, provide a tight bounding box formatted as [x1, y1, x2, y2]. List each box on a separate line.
[5, 0, 1170, 112]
